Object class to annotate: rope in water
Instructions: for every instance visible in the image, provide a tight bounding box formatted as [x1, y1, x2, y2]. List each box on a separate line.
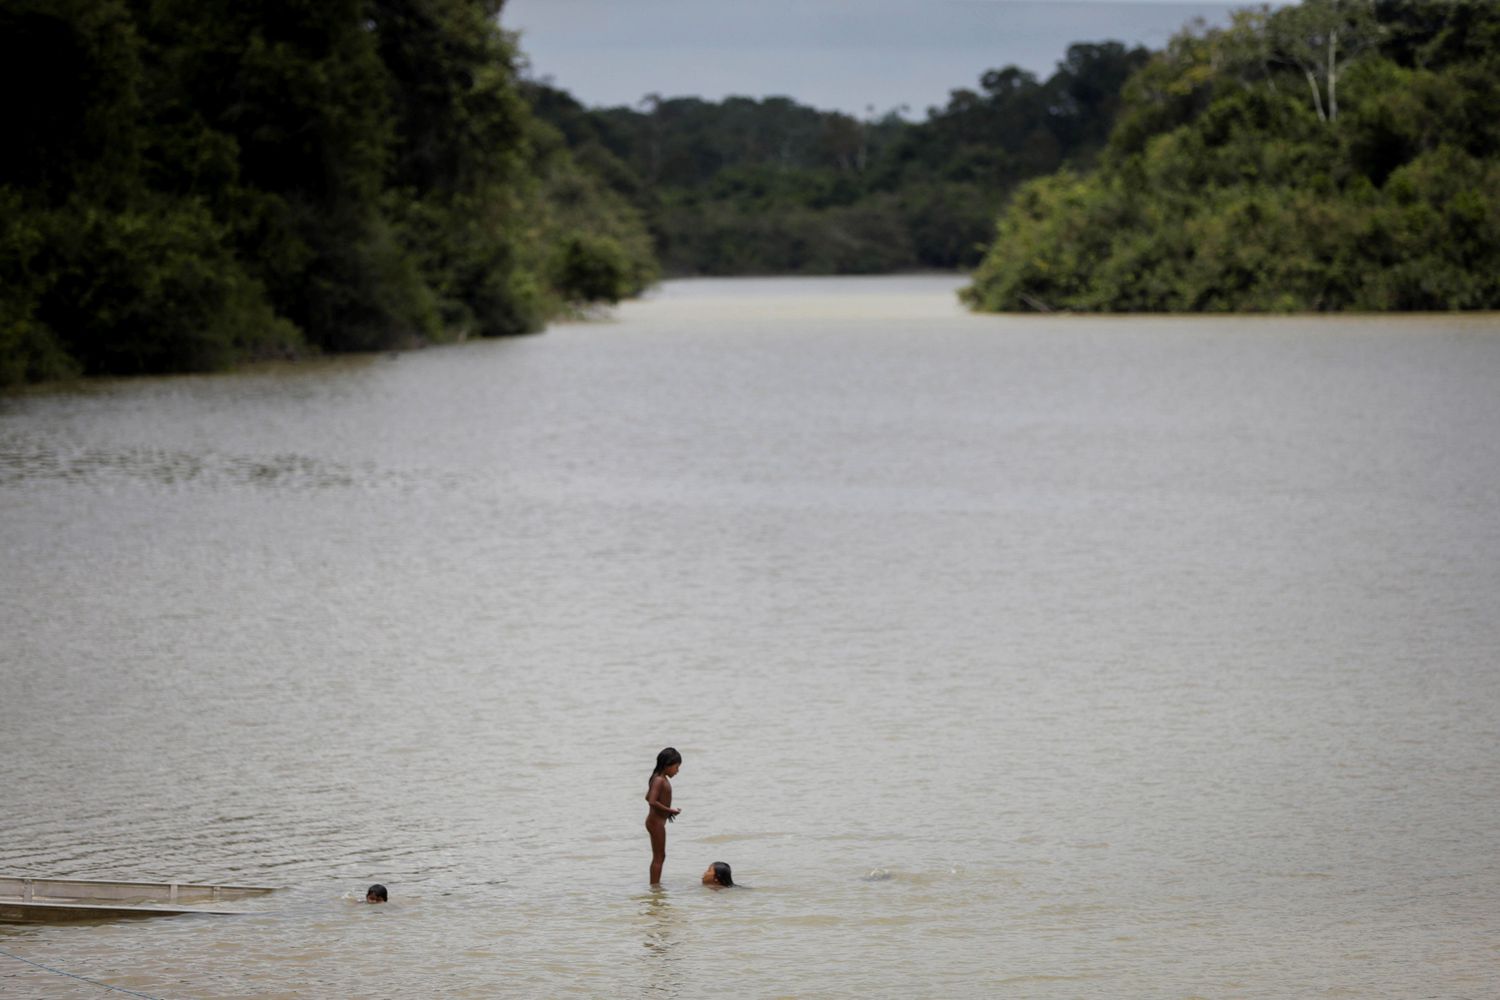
[0, 944, 165, 999]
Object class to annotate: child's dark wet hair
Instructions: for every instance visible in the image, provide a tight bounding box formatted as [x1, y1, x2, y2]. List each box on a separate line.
[366, 883, 387, 902]
[708, 861, 734, 887]
[649, 747, 682, 788]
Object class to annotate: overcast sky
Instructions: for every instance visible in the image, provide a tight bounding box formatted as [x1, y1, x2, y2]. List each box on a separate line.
[503, 0, 1256, 118]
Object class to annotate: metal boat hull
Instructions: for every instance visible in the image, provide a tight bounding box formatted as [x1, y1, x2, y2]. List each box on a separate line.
[0, 876, 278, 922]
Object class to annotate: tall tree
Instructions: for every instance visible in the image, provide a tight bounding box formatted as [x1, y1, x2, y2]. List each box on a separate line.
[1269, 0, 1381, 122]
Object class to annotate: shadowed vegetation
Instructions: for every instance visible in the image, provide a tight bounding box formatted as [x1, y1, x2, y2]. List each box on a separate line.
[0, 0, 654, 386]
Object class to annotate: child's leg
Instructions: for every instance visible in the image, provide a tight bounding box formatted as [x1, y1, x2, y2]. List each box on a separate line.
[648, 821, 667, 884]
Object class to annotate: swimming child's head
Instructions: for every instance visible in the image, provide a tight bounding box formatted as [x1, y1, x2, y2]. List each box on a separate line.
[702, 862, 733, 887]
[366, 884, 388, 903]
[653, 747, 682, 778]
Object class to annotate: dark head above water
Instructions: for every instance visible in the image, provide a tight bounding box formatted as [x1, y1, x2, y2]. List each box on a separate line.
[702, 861, 733, 887]
[366, 883, 387, 903]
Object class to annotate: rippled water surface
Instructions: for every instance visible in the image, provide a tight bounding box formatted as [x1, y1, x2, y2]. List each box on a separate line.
[3, 276, 1499, 998]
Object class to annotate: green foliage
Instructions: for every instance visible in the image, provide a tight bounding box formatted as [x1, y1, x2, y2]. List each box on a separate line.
[524, 41, 1150, 277]
[964, 0, 1500, 314]
[15, 0, 1484, 384]
[1, 0, 658, 387]
[0, 191, 76, 385]
[656, 195, 916, 276]
[371, 0, 546, 337]
[548, 234, 633, 305]
[40, 195, 301, 374]
[0, 0, 144, 206]
[135, 0, 440, 348]
[518, 115, 658, 308]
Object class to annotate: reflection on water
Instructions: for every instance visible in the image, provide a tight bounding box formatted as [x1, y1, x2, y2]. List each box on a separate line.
[2, 276, 1499, 997]
[638, 891, 683, 998]
[0, 438, 363, 491]
[639, 890, 678, 956]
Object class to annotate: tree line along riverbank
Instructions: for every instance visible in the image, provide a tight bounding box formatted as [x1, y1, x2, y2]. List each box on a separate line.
[3, 1, 1497, 388]
[961, 0, 1500, 313]
[1, 0, 655, 387]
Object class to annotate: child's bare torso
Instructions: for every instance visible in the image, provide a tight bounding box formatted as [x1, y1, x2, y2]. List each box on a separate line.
[645, 775, 673, 827]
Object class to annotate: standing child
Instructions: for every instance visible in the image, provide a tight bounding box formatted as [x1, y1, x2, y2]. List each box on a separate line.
[645, 747, 682, 885]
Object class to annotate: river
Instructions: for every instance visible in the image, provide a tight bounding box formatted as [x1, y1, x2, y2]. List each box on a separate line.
[2, 275, 1498, 997]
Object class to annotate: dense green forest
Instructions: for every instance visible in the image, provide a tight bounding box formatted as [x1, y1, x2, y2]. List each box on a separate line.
[0, 0, 653, 386]
[5, 1, 1495, 387]
[963, 0, 1500, 312]
[0, 0, 1152, 387]
[523, 40, 1150, 276]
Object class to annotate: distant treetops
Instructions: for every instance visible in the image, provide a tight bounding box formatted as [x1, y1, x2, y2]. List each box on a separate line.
[523, 40, 1152, 278]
